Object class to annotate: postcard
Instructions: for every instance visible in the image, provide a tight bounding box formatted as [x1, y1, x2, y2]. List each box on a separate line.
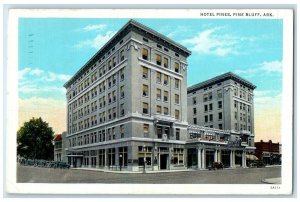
[4, 8, 293, 195]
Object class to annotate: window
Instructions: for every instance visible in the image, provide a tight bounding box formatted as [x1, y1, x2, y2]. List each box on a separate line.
[209, 103, 213, 111]
[112, 57, 116, 67]
[163, 91, 168, 102]
[193, 108, 197, 115]
[234, 101, 237, 108]
[204, 105, 208, 112]
[235, 123, 238, 130]
[120, 125, 125, 138]
[175, 62, 179, 73]
[143, 102, 149, 114]
[156, 72, 161, 83]
[108, 60, 112, 70]
[176, 129, 180, 140]
[208, 92, 212, 100]
[120, 86, 125, 98]
[142, 48, 148, 60]
[235, 112, 237, 119]
[203, 94, 208, 102]
[163, 107, 169, 115]
[143, 85, 149, 97]
[218, 112, 222, 120]
[205, 115, 208, 123]
[217, 89, 222, 98]
[156, 105, 161, 114]
[156, 54, 161, 65]
[175, 94, 180, 104]
[143, 38, 148, 42]
[112, 127, 115, 139]
[157, 126, 162, 138]
[218, 124, 223, 129]
[193, 97, 197, 105]
[218, 101, 222, 109]
[120, 103, 125, 116]
[175, 110, 180, 120]
[209, 114, 213, 122]
[163, 57, 168, 68]
[156, 88, 161, 100]
[112, 91, 116, 102]
[142, 67, 148, 79]
[163, 74, 168, 85]
[120, 50, 125, 61]
[193, 118, 197, 124]
[234, 88, 237, 96]
[143, 124, 149, 137]
[120, 68, 125, 81]
[240, 113, 242, 121]
[175, 79, 180, 89]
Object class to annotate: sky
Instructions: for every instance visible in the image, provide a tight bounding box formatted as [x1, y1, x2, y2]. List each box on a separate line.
[18, 18, 283, 143]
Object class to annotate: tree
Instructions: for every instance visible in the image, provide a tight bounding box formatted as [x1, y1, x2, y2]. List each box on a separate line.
[17, 117, 54, 160]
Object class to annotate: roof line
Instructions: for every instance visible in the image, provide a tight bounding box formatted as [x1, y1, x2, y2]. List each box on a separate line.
[187, 72, 256, 93]
[64, 19, 191, 88]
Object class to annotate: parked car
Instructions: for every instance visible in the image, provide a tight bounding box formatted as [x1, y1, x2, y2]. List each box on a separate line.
[249, 160, 266, 168]
[208, 162, 224, 170]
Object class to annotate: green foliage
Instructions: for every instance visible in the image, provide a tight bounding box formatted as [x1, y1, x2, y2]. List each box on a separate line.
[17, 117, 54, 160]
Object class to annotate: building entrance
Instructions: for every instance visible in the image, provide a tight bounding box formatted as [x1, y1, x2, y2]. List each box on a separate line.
[160, 154, 168, 169]
[206, 150, 215, 168]
[221, 150, 230, 168]
[187, 148, 197, 168]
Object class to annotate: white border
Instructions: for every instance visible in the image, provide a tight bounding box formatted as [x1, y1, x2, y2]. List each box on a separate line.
[5, 8, 293, 195]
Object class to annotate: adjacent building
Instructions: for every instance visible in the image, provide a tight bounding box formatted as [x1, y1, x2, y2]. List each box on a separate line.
[186, 72, 257, 168]
[64, 19, 191, 171]
[255, 140, 281, 165]
[53, 132, 67, 162]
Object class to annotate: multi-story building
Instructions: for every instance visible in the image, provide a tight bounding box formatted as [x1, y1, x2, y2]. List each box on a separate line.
[64, 19, 191, 171]
[53, 134, 62, 161]
[186, 72, 256, 168]
[53, 132, 67, 162]
[255, 140, 281, 165]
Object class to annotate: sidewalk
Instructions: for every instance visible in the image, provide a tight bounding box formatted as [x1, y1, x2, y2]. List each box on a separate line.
[262, 178, 281, 184]
[71, 167, 199, 174]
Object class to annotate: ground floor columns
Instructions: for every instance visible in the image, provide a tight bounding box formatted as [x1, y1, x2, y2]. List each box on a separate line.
[214, 149, 218, 162]
[197, 148, 202, 169]
[230, 150, 235, 168]
[201, 149, 206, 169]
[242, 150, 247, 168]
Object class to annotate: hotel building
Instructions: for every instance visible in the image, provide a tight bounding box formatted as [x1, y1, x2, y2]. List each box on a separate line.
[64, 20, 257, 171]
[64, 20, 191, 171]
[187, 72, 256, 168]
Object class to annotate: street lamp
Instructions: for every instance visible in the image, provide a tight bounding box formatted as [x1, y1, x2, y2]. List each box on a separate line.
[143, 144, 146, 173]
[119, 154, 123, 171]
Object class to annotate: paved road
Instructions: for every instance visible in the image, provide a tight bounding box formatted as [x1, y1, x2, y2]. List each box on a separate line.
[17, 165, 281, 184]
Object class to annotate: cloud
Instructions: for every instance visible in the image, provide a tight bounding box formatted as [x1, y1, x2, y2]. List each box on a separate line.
[75, 31, 117, 49]
[234, 60, 282, 77]
[260, 60, 282, 73]
[81, 24, 107, 32]
[18, 67, 70, 96]
[43, 71, 71, 82]
[19, 97, 67, 134]
[181, 27, 241, 56]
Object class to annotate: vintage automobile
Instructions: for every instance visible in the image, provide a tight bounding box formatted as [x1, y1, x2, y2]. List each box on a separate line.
[248, 160, 266, 168]
[208, 162, 224, 170]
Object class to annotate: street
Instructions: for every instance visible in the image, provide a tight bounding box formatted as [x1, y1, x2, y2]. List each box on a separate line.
[17, 165, 281, 184]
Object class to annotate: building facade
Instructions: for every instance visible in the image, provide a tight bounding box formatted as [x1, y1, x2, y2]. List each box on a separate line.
[255, 140, 281, 165]
[186, 72, 257, 167]
[53, 132, 67, 162]
[64, 20, 191, 171]
[53, 134, 62, 161]
[64, 20, 257, 172]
